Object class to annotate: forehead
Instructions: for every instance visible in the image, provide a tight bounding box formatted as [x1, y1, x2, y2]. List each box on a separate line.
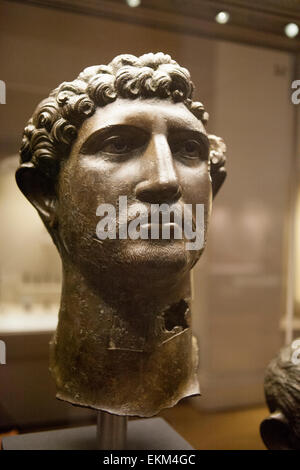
[74, 98, 206, 149]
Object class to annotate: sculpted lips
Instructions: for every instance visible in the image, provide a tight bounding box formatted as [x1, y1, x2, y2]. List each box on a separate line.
[93, 201, 198, 242]
[123, 202, 196, 231]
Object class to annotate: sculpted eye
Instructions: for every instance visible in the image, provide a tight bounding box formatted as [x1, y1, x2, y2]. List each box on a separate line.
[171, 138, 205, 161]
[100, 136, 132, 154]
[80, 126, 149, 157]
[182, 140, 201, 157]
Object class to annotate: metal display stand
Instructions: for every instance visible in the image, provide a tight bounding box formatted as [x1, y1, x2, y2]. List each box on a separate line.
[97, 411, 128, 450]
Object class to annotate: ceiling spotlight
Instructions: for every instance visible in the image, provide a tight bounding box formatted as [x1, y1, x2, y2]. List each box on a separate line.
[215, 11, 230, 25]
[284, 22, 299, 38]
[126, 0, 141, 7]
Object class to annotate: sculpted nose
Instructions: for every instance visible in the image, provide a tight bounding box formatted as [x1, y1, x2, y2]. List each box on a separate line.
[135, 134, 182, 204]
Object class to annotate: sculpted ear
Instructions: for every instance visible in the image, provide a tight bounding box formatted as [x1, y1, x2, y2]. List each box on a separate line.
[260, 411, 294, 450]
[15, 162, 58, 230]
[208, 134, 227, 197]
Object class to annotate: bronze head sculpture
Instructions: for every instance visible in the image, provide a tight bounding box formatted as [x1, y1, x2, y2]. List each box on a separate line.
[16, 53, 226, 417]
[261, 339, 300, 450]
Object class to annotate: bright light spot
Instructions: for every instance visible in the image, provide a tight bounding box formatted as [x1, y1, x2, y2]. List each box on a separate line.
[215, 11, 230, 25]
[126, 0, 141, 7]
[284, 23, 299, 38]
[292, 339, 300, 350]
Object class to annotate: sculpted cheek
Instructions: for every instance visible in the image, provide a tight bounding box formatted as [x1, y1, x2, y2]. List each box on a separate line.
[180, 167, 212, 205]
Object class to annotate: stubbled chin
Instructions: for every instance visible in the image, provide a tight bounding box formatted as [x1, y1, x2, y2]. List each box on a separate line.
[120, 240, 195, 272]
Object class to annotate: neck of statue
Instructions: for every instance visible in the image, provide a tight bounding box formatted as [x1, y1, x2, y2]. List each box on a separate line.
[49, 259, 200, 417]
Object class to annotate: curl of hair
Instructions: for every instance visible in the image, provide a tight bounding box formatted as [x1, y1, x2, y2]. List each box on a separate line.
[87, 74, 117, 105]
[19, 52, 210, 180]
[264, 341, 300, 441]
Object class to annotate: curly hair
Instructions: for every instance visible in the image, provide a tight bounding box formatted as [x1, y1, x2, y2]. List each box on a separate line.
[264, 340, 300, 444]
[19, 52, 211, 180]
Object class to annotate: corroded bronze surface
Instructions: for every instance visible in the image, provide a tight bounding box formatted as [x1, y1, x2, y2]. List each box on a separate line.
[261, 339, 300, 450]
[16, 53, 226, 417]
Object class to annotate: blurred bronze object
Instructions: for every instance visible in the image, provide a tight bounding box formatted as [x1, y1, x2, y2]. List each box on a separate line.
[261, 339, 300, 450]
[16, 53, 226, 417]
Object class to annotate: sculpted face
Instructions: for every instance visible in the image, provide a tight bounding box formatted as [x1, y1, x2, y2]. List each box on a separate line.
[16, 54, 226, 416]
[57, 98, 212, 286]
